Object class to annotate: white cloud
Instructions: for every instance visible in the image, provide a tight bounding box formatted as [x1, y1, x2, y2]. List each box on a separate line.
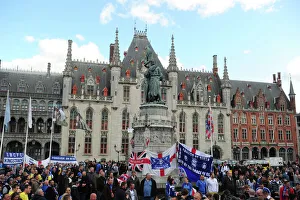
[117, 0, 127, 4]
[130, 3, 170, 26]
[265, 5, 277, 12]
[243, 50, 251, 54]
[100, 3, 115, 24]
[287, 56, 300, 79]
[75, 34, 85, 41]
[158, 55, 184, 69]
[25, 36, 35, 42]
[237, 0, 278, 11]
[2, 38, 106, 73]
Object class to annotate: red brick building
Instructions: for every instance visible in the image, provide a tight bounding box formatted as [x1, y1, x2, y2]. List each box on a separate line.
[230, 72, 297, 161]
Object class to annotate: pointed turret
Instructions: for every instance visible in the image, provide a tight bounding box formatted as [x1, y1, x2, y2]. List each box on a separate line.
[221, 57, 231, 88]
[62, 40, 73, 107]
[289, 78, 295, 96]
[289, 76, 296, 113]
[63, 40, 73, 74]
[110, 28, 121, 67]
[167, 35, 178, 72]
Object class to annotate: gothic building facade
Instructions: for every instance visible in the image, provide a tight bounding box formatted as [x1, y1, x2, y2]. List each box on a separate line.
[0, 28, 296, 162]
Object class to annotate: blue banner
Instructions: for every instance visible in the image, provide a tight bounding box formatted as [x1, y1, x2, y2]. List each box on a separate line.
[51, 156, 77, 163]
[177, 144, 213, 182]
[151, 155, 170, 169]
[4, 152, 24, 165]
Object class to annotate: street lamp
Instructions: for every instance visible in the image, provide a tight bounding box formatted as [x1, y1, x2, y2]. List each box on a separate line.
[114, 144, 121, 163]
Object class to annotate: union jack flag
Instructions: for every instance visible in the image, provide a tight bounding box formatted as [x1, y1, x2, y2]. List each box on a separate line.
[128, 151, 150, 172]
[205, 106, 214, 139]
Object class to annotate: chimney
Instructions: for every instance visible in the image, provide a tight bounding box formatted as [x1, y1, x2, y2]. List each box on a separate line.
[273, 74, 276, 83]
[213, 55, 218, 75]
[47, 63, 51, 78]
[109, 43, 115, 63]
[277, 72, 282, 87]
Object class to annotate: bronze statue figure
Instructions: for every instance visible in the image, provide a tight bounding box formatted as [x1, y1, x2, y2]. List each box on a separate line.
[142, 45, 163, 103]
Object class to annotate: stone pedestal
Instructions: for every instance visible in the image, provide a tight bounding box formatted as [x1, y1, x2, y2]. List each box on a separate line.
[132, 103, 178, 186]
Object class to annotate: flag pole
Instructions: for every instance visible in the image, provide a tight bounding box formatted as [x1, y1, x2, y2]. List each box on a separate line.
[49, 107, 55, 163]
[0, 90, 10, 159]
[23, 122, 29, 169]
[0, 123, 5, 159]
[23, 97, 32, 169]
[209, 96, 213, 157]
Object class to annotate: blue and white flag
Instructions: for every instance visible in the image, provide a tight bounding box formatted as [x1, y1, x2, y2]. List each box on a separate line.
[177, 143, 213, 182]
[3, 90, 10, 127]
[3, 152, 24, 165]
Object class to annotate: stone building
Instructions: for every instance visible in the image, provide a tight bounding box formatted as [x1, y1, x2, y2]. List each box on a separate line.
[230, 74, 297, 161]
[0, 28, 296, 162]
[0, 63, 62, 160]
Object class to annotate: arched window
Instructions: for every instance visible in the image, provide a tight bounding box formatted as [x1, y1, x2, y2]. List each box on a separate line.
[12, 99, 20, 110]
[18, 118, 25, 133]
[287, 148, 293, 161]
[21, 99, 28, 111]
[101, 109, 108, 130]
[192, 113, 198, 133]
[36, 118, 44, 133]
[32, 100, 38, 111]
[84, 133, 92, 154]
[36, 81, 45, 93]
[161, 88, 167, 101]
[39, 100, 46, 111]
[179, 111, 186, 144]
[218, 113, 224, 134]
[0, 79, 8, 91]
[279, 148, 286, 161]
[242, 147, 249, 160]
[86, 108, 93, 130]
[122, 109, 130, 130]
[193, 134, 199, 150]
[69, 108, 77, 129]
[48, 101, 53, 112]
[52, 82, 60, 94]
[179, 111, 186, 133]
[10, 117, 16, 133]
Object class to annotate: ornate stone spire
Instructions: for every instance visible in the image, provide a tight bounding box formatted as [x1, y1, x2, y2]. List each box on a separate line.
[110, 28, 121, 67]
[63, 40, 73, 75]
[167, 35, 178, 72]
[289, 75, 295, 96]
[221, 57, 231, 88]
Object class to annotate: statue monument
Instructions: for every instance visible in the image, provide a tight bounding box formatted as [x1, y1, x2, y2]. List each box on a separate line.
[132, 46, 177, 186]
[142, 45, 164, 103]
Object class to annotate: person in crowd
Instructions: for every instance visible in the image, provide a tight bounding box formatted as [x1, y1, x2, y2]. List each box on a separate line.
[206, 172, 219, 194]
[182, 177, 192, 197]
[222, 170, 235, 195]
[247, 189, 258, 200]
[127, 171, 140, 191]
[2, 193, 12, 200]
[180, 188, 191, 200]
[140, 173, 157, 200]
[236, 173, 246, 196]
[20, 184, 32, 200]
[96, 169, 106, 200]
[279, 179, 295, 200]
[58, 187, 71, 200]
[126, 182, 138, 200]
[45, 180, 58, 200]
[9, 184, 21, 196]
[196, 175, 206, 196]
[270, 175, 282, 198]
[32, 189, 47, 200]
[11, 192, 21, 200]
[115, 182, 127, 200]
[103, 177, 116, 200]
[90, 193, 97, 200]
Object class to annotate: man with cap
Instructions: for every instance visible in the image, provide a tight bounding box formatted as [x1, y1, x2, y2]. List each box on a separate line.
[270, 175, 282, 198]
[279, 179, 295, 200]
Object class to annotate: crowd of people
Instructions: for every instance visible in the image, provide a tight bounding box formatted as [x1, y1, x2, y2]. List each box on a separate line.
[0, 160, 300, 200]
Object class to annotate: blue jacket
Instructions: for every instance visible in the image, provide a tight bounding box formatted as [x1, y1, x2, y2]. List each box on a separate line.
[196, 180, 206, 195]
[182, 182, 193, 196]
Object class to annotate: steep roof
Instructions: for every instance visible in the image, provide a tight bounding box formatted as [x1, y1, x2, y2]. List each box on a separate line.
[230, 80, 290, 110]
[70, 60, 111, 95]
[0, 68, 62, 96]
[122, 32, 168, 80]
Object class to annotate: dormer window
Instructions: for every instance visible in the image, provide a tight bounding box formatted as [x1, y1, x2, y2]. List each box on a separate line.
[181, 82, 186, 90]
[103, 87, 108, 97]
[247, 84, 251, 89]
[179, 92, 184, 101]
[241, 92, 245, 97]
[36, 82, 45, 93]
[125, 69, 131, 78]
[207, 84, 211, 92]
[18, 80, 26, 92]
[185, 75, 189, 81]
[280, 104, 285, 111]
[52, 82, 60, 94]
[0, 79, 8, 91]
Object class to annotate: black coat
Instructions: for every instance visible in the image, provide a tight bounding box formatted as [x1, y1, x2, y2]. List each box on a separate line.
[115, 187, 126, 200]
[32, 194, 47, 200]
[45, 186, 57, 200]
[139, 178, 157, 198]
[96, 176, 106, 192]
[222, 176, 235, 194]
[102, 184, 116, 200]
